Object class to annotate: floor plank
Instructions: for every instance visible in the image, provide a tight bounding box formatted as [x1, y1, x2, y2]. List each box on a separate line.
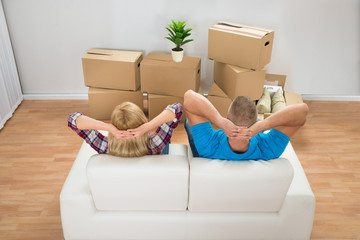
[291, 101, 360, 240]
[0, 100, 359, 239]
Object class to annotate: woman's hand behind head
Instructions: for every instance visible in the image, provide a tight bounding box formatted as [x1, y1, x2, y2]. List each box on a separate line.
[126, 122, 151, 139]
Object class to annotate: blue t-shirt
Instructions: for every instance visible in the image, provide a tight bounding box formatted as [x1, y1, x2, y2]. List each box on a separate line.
[191, 122, 290, 161]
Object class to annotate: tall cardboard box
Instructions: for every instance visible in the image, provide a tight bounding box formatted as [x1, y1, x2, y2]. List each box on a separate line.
[82, 49, 143, 90]
[261, 74, 304, 119]
[89, 87, 143, 120]
[208, 22, 274, 70]
[141, 53, 201, 97]
[214, 61, 265, 100]
[147, 94, 185, 123]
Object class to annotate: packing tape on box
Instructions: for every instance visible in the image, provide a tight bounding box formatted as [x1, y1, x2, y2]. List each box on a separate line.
[264, 85, 283, 98]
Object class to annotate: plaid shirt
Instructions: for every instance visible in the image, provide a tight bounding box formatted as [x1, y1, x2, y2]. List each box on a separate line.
[67, 103, 183, 155]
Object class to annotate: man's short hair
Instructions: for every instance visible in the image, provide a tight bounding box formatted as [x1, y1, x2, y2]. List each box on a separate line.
[227, 96, 257, 127]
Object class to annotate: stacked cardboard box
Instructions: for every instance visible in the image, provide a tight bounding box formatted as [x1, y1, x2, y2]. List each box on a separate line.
[82, 49, 144, 119]
[213, 62, 266, 100]
[208, 22, 274, 71]
[208, 21, 274, 101]
[208, 21, 303, 118]
[82, 50, 201, 121]
[147, 94, 186, 123]
[88, 88, 143, 120]
[199, 82, 232, 118]
[141, 53, 201, 122]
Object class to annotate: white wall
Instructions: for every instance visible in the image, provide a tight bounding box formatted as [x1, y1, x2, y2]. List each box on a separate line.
[2, 0, 360, 98]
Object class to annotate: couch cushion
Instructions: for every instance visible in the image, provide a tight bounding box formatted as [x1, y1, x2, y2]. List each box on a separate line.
[188, 156, 294, 212]
[87, 144, 189, 211]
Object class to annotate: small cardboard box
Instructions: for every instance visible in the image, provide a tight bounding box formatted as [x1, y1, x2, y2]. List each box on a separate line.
[141, 53, 201, 97]
[214, 61, 265, 101]
[208, 22, 274, 70]
[147, 93, 185, 123]
[89, 87, 143, 120]
[199, 83, 233, 118]
[261, 74, 303, 119]
[82, 49, 143, 90]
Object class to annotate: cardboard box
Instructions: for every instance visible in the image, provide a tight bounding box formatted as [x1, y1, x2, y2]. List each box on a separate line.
[260, 74, 303, 119]
[207, 96, 232, 119]
[208, 81, 229, 98]
[199, 83, 233, 118]
[208, 22, 274, 70]
[141, 53, 201, 97]
[89, 87, 143, 120]
[82, 49, 143, 90]
[214, 61, 265, 100]
[147, 93, 185, 123]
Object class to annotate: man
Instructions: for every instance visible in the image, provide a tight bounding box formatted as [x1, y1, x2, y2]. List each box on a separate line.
[183, 90, 308, 160]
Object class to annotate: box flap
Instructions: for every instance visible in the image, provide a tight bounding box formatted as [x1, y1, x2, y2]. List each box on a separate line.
[143, 53, 201, 69]
[214, 21, 273, 38]
[86, 49, 142, 62]
[209, 82, 229, 98]
[229, 64, 252, 74]
[265, 74, 287, 88]
[218, 21, 274, 33]
[284, 91, 303, 106]
[145, 53, 172, 62]
[89, 87, 126, 94]
[87, 48, 113, 56]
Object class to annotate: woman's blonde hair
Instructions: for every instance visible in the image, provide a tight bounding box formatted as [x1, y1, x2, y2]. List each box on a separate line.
[108, 102, 149, 157]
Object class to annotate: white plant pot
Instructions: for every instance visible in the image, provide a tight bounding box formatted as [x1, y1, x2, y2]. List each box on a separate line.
[171, 49, 184, 62]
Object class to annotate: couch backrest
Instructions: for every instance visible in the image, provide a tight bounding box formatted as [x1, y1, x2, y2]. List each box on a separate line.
[87, 144, 189, 211]
[188, 156, 294, 212]
[87, 144, 294, 213]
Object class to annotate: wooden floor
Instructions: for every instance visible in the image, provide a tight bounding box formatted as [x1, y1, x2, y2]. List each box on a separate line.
[0, 100, 359, 240]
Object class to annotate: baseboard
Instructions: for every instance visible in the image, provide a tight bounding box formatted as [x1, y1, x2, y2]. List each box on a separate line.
[23, 93, 88, 100]
[302, 94, 360, 101]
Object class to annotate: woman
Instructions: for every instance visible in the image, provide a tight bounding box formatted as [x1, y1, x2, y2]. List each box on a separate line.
[68, 102, 183, 157]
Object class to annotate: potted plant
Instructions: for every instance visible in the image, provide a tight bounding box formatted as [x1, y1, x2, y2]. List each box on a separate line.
[166, 19, 194, 62]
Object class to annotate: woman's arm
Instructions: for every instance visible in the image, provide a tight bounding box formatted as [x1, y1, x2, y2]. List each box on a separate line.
[75, 114, 124, 139]
[125, 108, 176, 139]
[125, 103, 183, 154]
[126, 103, 183, 139]
[150, 103, 183, 153]
[68, 112, 124, 153]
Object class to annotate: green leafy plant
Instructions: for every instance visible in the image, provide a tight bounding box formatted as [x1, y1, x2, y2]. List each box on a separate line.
[166, 20, 194, 51]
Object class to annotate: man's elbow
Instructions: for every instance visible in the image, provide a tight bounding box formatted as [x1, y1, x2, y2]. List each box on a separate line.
[299, 103, 309, 126]
[183, 89, 195, 111]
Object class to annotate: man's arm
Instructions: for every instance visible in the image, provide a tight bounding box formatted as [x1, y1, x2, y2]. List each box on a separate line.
[249, 103, 309, 138]
[183, 90, 237, 136]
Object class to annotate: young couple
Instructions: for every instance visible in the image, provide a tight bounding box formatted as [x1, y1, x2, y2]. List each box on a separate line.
[68, 90, 308, 160]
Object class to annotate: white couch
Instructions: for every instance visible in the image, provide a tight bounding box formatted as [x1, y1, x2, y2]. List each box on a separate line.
[60, 142, 315, 240]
